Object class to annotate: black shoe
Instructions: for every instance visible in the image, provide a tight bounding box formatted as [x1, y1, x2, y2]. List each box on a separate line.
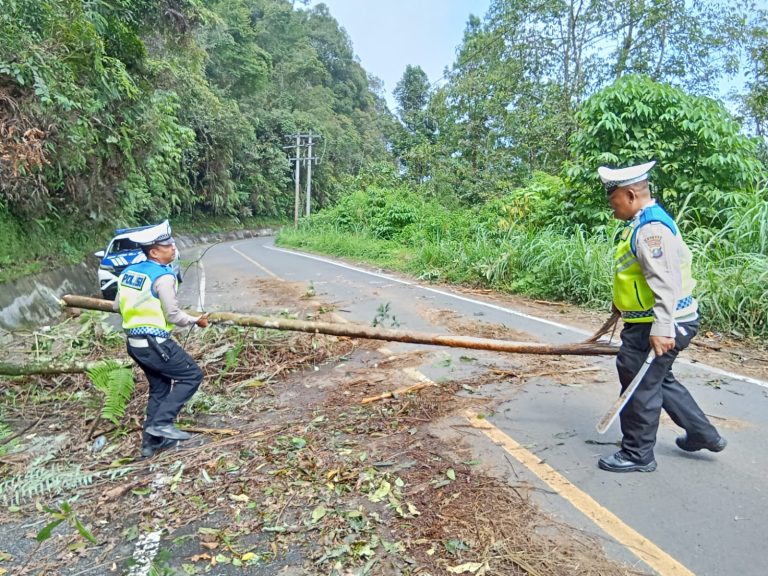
[675, 434, 727, 453]
[598, 451, 657, 473]
[145, 424, 191, 440]
[140, 437, 180, 459]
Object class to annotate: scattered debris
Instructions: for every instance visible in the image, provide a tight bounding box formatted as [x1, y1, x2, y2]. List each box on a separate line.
[0, 288, 646, 575]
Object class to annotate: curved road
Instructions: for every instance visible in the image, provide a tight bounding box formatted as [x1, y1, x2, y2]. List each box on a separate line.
[180, 236, 768, 576]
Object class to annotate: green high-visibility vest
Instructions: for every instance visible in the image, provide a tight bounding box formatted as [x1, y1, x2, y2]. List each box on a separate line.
[118, 260, 176, 336]
[613, 204, 696, 323]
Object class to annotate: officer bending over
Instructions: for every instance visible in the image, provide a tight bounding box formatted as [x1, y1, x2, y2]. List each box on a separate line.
[114, 221, 209, 458]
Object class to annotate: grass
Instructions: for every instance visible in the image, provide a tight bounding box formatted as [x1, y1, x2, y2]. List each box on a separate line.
[277, 187, 768, 341]
[0, 210, 113, 283]
[278, 227, 405, 267]
[172, 213, 287, 235]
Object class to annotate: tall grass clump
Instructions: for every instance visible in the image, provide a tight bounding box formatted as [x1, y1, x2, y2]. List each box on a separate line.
[508, 226, 613, 307]
[683, 180, 768, 339]
[278, 176, 768, 341]
[695, 252, 768, 338]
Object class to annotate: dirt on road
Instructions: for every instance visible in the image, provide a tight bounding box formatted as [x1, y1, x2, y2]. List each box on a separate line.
[5, 275, 760, 575]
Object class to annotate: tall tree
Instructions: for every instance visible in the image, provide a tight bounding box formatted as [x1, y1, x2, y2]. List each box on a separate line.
[394, 65, 430, 126]
[0, 0, 392, 223]
[392, 65, 437, 180]
[741, 7, 768, 139]
[608, 0, 746, 94]
[432, 0, 754, 197]
[568, 74, 765, 228]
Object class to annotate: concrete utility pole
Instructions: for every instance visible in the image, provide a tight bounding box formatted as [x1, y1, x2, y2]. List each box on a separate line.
[285, 133, 321, 225]
[284, 134, 303, 227]
[305, 132, 313, 217]
[293, 133, 301, 227]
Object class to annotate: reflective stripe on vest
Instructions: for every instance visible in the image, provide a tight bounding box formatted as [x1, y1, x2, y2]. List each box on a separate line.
[118, 260, 176, 336]
[613, 204, 696, 323]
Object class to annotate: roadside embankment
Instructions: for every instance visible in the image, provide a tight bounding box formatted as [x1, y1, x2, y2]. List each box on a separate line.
[0, 228, 275, 331]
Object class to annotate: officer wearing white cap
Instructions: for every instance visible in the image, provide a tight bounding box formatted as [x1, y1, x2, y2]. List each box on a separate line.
[596, 161, 726, 472]
[114, 221, 209, 458]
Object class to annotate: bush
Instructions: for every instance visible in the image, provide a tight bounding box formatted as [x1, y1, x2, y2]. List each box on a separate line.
[279, 183, 768, 340]
[567, 74, 766, 229]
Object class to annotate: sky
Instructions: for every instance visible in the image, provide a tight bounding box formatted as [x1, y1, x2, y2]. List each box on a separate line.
[305, 0, 492, 112]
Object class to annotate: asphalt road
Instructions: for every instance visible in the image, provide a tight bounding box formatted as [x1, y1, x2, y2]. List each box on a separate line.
[180, 236, 768, 576]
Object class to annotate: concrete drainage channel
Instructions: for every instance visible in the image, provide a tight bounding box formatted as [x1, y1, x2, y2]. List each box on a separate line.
[0, 228, 276, 332]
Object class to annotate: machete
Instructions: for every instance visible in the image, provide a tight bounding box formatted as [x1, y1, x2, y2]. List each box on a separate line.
[596, 350, 655, 434]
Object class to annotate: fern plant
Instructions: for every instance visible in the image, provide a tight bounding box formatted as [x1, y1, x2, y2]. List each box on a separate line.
[0, 464, 95, 506]
[0, 415, 13, 457]
[87, 360, 135, 425]
[0, 462, 133, 506]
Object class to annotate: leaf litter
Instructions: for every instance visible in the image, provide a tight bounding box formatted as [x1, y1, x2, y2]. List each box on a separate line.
[0, 293, 649, 575]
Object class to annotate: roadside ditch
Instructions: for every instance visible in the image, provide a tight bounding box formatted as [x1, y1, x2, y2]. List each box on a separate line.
[0, 228, 275, 332]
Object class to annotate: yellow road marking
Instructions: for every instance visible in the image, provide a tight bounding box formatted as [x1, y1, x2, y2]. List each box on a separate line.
[230, 244, 277, 278]
[402, 367, 435, 385]
[464, 412, 695, 576]
[236, 243, 688, 572]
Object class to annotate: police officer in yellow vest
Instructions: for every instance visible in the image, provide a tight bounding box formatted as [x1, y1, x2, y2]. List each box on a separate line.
[115, 221, 209, 458]
[596, 161, 726, 473]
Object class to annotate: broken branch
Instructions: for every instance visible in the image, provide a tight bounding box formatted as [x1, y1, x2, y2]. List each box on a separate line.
[0, 359, 130, 376]
[61, 295, 620, 357]
[361, 381, 436, 404]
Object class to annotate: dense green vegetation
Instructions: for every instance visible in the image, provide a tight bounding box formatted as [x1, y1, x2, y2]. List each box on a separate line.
[279, 0, 768, 340]
[0, 0, 392, 277]
[278, 169, 768, 339]
[2, 0, 767, 340]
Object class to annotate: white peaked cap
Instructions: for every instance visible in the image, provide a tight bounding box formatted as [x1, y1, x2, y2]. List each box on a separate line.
[128, 220, 174, 246]
[597, 160, 656, 193]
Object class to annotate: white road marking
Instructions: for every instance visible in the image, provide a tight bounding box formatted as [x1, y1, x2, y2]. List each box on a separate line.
[222, 240, 729, 571]
[231, 243, 278, 277]
[196, 260, 206, 312]
[265, 244, 768, 389]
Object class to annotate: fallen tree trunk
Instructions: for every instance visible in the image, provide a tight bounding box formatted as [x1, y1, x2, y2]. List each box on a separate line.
[0, 360, 130, 376]
[61, 294, 619, 357]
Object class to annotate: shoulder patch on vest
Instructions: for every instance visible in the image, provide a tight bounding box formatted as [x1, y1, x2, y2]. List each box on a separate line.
[643, 235, 664, 258]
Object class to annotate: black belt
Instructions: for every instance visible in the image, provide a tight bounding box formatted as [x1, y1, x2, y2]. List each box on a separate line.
[147, 335, 170, 362]
[128, 334, 170, 361]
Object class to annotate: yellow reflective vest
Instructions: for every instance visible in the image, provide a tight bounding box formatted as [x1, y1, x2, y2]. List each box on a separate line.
[613, 204, 696, 323]
[118, 260, 176, 336]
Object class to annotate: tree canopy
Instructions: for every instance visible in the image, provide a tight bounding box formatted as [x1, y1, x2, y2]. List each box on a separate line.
[387, 0, 765, 203]
[0, 0, 391, 224]
[2, 0, 767, 294]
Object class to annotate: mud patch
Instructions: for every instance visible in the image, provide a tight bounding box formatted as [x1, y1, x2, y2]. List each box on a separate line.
[423, 307, 535, 342]
[247, 277, 320, 310]
[660, 412, 752, 431]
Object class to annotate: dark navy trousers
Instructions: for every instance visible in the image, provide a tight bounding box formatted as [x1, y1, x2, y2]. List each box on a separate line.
[616, 319, 719, 464]
[127, 338, 203, 447]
